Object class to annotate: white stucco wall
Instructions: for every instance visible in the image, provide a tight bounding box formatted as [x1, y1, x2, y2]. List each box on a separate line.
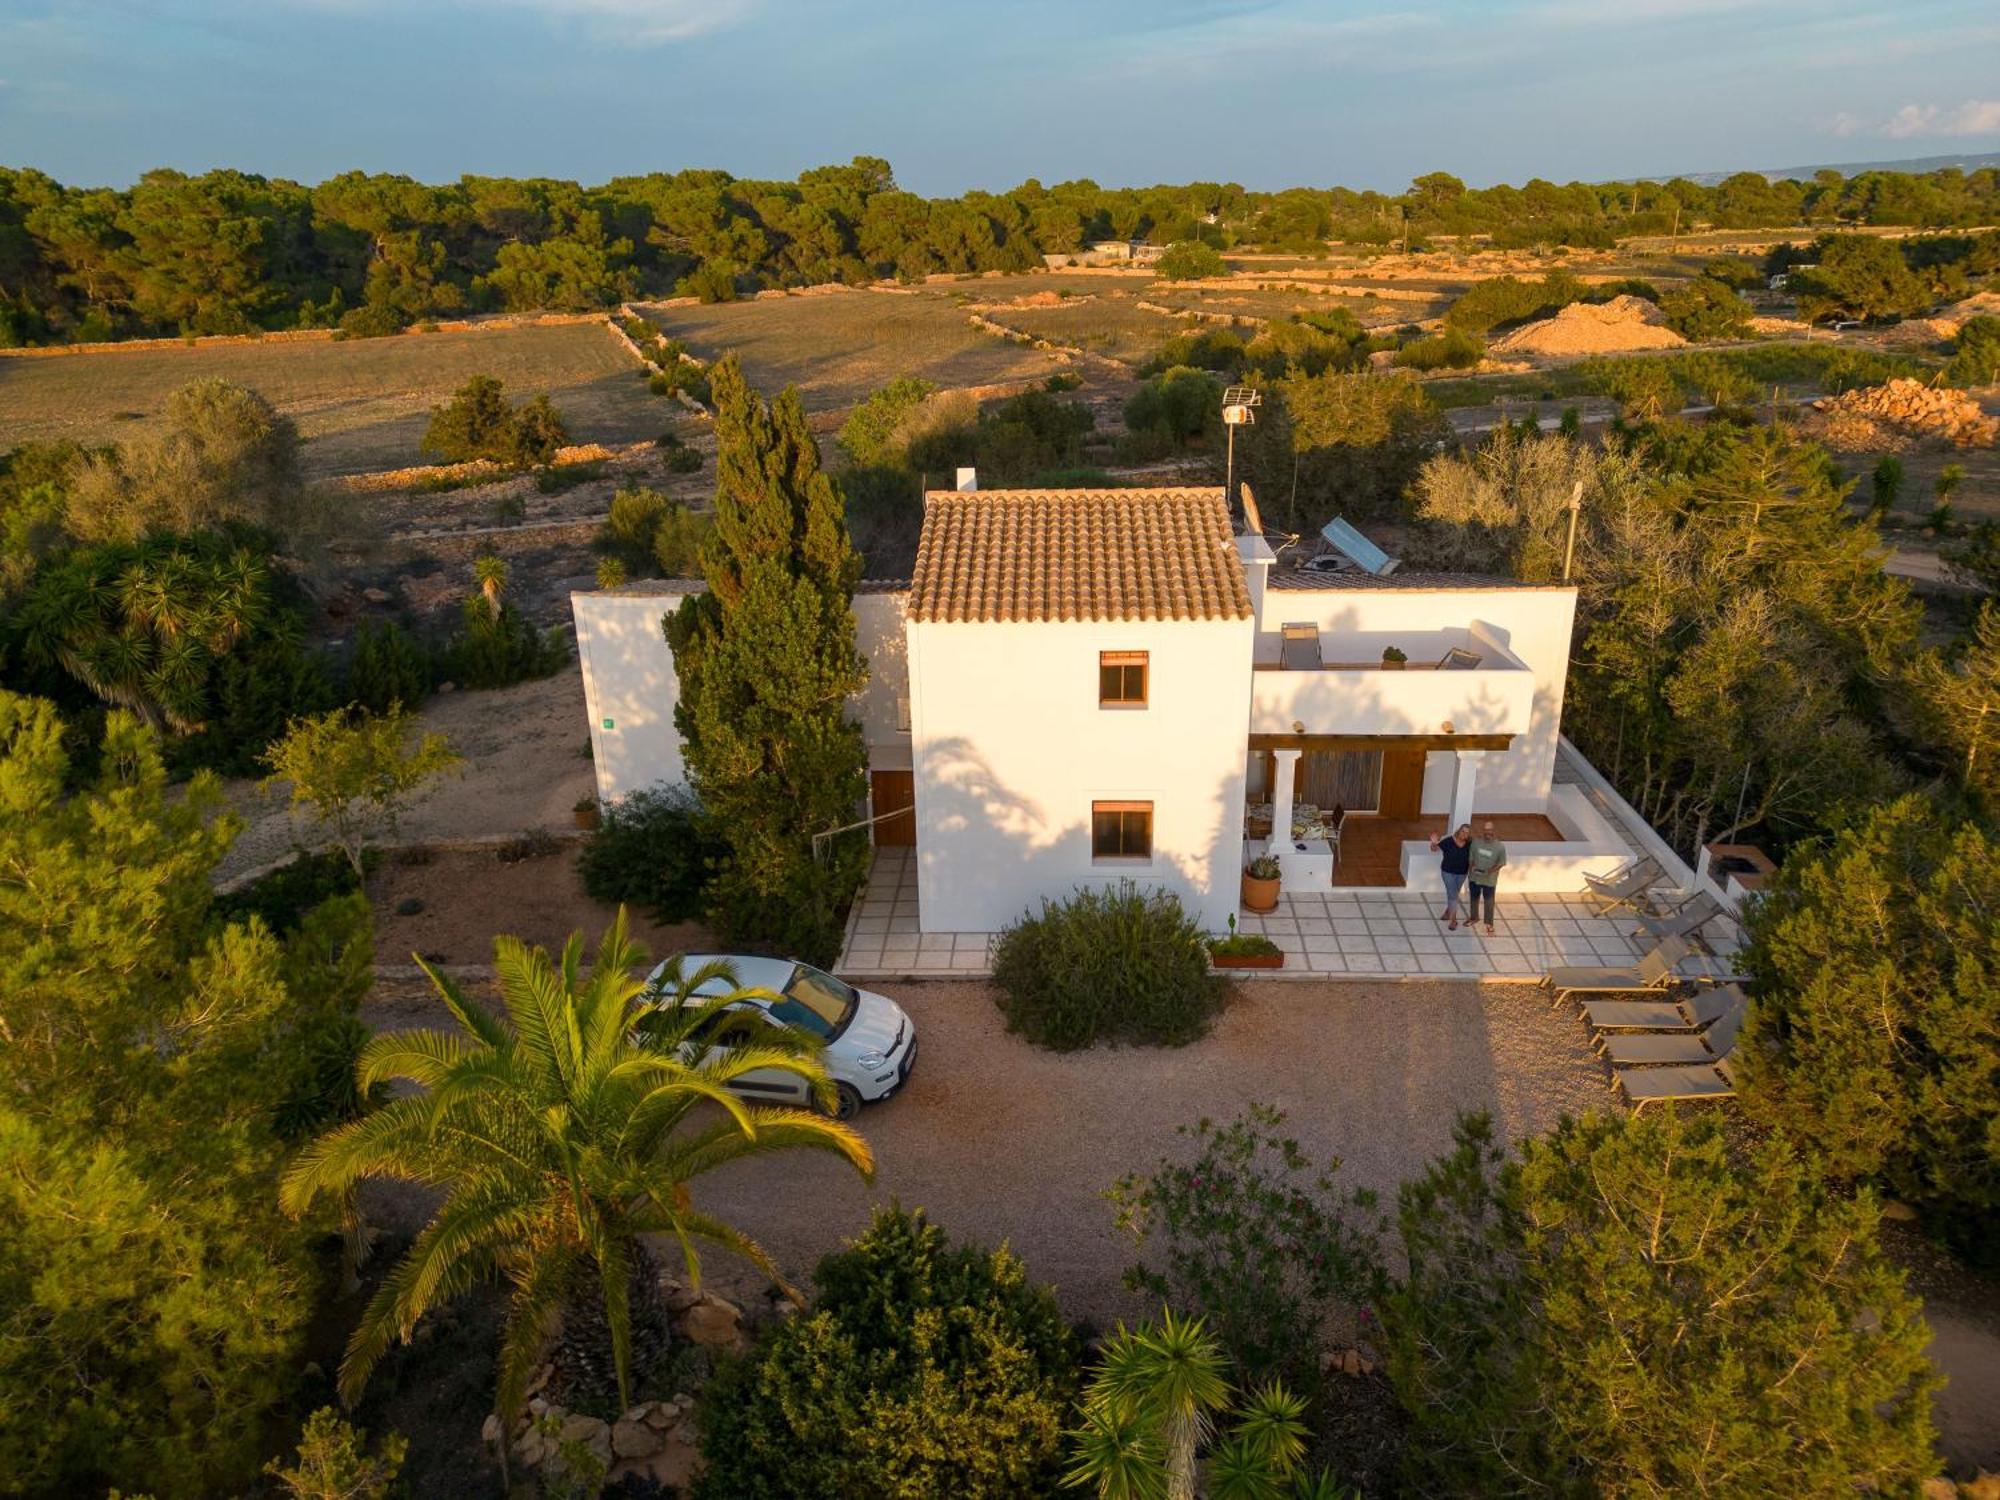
[905, 615, 1255, 933]
[1256, 584, 1577, 814]
[851, 592, 911, 769]
[572, 589, 696, 804]
[573, 587, 912, 798]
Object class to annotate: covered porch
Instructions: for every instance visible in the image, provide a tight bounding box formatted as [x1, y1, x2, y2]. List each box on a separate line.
[1246, 731, 1523, 892]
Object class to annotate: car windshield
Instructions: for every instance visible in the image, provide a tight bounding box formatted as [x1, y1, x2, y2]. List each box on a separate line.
[772, 965, 859, 1041]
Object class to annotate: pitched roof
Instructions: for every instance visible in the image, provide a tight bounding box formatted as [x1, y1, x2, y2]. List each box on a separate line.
[909, 488, 1253, 624]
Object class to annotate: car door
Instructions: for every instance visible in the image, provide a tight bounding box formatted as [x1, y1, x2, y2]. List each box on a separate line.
[708, 1002, 812, 1107]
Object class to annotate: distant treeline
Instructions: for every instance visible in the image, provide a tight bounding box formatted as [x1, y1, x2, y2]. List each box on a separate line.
[3, 157, 1998, 344]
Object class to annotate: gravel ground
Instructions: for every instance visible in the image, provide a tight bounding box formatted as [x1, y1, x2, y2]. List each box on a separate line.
[362, 975, 1609, 1322]
[215, 671, 594, 883]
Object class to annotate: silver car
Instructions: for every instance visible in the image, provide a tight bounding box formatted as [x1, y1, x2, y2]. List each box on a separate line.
[643, 954, 917, 1121]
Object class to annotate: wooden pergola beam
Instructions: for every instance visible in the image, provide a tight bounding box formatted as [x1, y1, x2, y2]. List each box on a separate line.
[1247, 733, 1515, 752]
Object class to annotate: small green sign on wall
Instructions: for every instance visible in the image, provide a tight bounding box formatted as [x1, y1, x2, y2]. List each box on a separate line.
[602, 718, 615, 729]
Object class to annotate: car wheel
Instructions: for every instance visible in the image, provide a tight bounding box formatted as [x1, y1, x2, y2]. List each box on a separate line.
[830, 1083, 864, 1122]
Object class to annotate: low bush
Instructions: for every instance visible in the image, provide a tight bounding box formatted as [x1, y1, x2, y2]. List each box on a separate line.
[696, 1206, 1081, 1500]
[600, 485, 709, 577]
[437, 597, 569, 689]
[991, 883, 1226, 1050]
[1948, 314, 2000, 386]
[577, 785, 724, 922]
[1108, 1104, 1383, 1388]
[534, 459, 602, 495]
[346, 619, 431, 714]
[1156, 240, 1227, 280]
[1393, 327, 1484, 371]
[210, 848, 369, 936]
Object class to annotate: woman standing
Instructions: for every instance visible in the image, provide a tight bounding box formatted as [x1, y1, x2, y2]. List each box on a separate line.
[1467, 819, 1508, 937]
[1429, 823, 1473, 930]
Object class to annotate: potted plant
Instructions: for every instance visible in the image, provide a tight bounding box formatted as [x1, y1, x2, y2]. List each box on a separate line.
[1210, 914, 1285, 970]
[573, 794, 601, 830]
[1381, 645, 1408, 670]
[1241, 853, 1281, 913]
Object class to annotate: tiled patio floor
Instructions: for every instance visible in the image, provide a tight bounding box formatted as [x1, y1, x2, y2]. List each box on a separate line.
[836, 849, 1741, 983]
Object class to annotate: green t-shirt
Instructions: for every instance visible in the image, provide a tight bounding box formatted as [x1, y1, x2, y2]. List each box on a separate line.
[1469, 837, 1507, 883]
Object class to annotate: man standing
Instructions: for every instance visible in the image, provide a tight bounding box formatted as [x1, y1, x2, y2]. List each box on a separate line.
[1467, 819, 1508, 937]
[1429, 822, 1473, 930]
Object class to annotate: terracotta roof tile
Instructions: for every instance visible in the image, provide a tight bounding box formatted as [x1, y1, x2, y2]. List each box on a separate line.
[908, 488, 1252, 624]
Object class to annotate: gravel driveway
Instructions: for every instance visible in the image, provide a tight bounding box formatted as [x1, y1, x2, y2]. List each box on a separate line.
[683, 977, 1609, 1324]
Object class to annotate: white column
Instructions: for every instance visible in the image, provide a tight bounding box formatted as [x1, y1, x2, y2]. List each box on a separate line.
[1449, 749, 1483, 832]
[1270, 748, 1302, 851]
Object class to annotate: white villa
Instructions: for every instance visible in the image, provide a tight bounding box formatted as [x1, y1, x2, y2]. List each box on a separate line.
[572, 483, 1645, 965]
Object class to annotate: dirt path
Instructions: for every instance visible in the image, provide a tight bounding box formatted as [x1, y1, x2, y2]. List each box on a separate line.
[215, 671, 594, 884]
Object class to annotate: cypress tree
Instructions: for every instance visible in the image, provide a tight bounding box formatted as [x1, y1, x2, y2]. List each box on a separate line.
[666, 355, 869, 962]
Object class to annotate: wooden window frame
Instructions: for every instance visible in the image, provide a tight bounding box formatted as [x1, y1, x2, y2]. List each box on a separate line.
[1098, 651, 1149, 709]
[1091, 799, 1154, 861]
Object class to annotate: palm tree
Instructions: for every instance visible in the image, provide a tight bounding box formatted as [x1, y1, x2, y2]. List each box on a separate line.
[279, 911, 872, 1465]
[472, 554, 508, 621]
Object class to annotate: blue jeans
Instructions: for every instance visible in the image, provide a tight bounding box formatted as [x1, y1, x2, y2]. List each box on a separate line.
[1441, 869, 1467, 915]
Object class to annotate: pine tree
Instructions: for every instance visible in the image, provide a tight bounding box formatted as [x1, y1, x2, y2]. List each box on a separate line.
[1383, 1112, 1939, 1497]
[666, 355, 869, 962]
[1739, 795, 2000, 1234]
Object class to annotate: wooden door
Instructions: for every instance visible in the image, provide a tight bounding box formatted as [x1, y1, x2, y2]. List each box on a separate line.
[1378, 748, 1426, 819]
[870, 770, 916, 846]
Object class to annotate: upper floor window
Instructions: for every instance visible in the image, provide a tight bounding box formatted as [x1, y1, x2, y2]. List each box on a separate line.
[1091, 800, 1154, 860]
[1099, 651, 1148, 708]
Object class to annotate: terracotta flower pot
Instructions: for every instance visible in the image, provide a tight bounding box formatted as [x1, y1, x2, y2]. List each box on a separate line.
[1241, 870, 1280, 913]
[573, 803, 601, 830]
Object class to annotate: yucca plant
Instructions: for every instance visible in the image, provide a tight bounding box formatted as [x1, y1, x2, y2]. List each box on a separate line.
[280, 911, 872, 1468]
[1066, 1311, 1349, 1500]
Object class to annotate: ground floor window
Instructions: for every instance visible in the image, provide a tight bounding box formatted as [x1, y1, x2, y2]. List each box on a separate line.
[1091, 800, 1153, 860]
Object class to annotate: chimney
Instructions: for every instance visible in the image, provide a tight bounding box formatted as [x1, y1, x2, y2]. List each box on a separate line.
[955, 467, 978, 492]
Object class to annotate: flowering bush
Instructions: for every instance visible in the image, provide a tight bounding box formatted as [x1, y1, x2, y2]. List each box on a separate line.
[1106, 1103, 1385, 1387]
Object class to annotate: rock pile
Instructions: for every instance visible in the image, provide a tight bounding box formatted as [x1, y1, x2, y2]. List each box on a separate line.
[1809, 377, 1999, 451]
[482, 1281, 756, 1491]
[1488, 295, 1687, 357]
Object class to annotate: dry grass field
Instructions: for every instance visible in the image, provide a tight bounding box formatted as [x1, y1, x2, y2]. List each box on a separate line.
[0, 321, 667, 478]
[637, 288, 1059, 410]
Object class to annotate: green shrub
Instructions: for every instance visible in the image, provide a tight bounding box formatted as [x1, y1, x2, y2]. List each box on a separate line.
[1109, 1104, 1383, 1388]
[696, 1206, 1081, 1500]
[576, 784, 723, 922]
[601, 485, 709, 576]
[1948, 314, 2000, 386]
[210, 848, 368, 936]
[533, 459, 600, 494]
[1393, 327, 1484, 370]
[1659, 276, 1753, 341]
[991, 883, 1227, 1050]
[1444, 272, 1584, 334]
[1156, 240, 1226, 280]
[172, 625, 340, 777]
[438, 597, 569, 689]
[346, 619, 430, 714]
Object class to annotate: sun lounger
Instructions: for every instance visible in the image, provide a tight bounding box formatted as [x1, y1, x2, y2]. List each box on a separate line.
[1594, 994, 1745, 1067]
[1541, 935, 1691, 1005]
[1632, 890, 1728, 943]
[1581, 980, 1740, 1033]
[1616, 1056, 1738, 1112]
[1582, 855, 1663, 913]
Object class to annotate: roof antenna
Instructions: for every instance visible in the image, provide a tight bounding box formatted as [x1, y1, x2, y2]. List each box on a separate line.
[1239, 481, 1265, 538]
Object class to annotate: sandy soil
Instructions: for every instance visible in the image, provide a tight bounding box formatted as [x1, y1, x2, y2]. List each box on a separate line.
[366, 843, 714, 970]
[215, 671, 595, 884]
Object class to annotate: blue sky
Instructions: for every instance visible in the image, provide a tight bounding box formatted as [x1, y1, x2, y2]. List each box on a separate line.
[2, 0, 1997, 193]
